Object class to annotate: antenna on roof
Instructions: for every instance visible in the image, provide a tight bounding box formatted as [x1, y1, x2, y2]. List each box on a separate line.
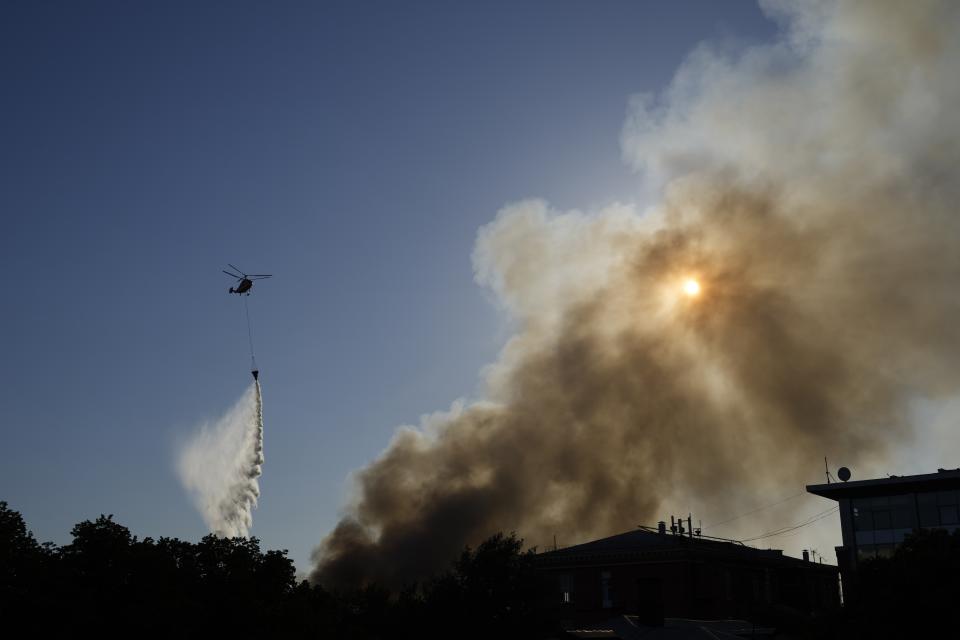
[824, 457, 835, 484]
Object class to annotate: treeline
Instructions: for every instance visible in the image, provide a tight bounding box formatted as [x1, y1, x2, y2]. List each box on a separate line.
[0, 501, 553, 638]
[7, 499, 960, 638]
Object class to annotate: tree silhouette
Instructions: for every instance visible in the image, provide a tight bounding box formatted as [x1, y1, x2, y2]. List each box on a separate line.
[851, 528, 960, 637]
[1, 502, 557, 637]
[0, 501, 50, 620]
[421, 532, 552, 639]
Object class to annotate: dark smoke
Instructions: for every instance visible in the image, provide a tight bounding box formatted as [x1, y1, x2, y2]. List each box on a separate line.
[312, 0, 960, 587]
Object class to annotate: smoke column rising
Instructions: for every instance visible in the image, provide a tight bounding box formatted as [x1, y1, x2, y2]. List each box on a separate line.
[312, 0, 960, 587]
[178, 381, 265, 537]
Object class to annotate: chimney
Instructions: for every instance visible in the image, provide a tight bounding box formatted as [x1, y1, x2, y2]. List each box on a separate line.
[658, 521, 666, 535]
[803, 550, 810, 562]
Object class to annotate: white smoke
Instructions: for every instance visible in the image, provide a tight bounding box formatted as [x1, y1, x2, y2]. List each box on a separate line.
[177, 382, 265, 538]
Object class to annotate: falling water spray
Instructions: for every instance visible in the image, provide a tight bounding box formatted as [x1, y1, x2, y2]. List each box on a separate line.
[177, 381, 265, 537]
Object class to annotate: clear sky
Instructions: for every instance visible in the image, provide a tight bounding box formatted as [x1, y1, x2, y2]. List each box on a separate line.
[1, 1, 781, 572]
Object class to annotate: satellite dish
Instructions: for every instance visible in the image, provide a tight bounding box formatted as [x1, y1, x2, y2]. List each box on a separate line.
[838, 466, 851, 482]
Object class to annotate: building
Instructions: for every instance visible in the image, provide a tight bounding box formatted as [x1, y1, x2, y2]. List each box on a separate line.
[806, 466, 960, 602]
[558, 615, 775, 639]
[535, 523, 839, 625]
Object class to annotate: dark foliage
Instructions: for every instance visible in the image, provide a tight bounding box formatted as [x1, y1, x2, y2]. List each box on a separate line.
[10, 500, 960, 638]
[419, 531, 554, 639]
[845, 528, 960, 638]
[0, 502, 554, 638]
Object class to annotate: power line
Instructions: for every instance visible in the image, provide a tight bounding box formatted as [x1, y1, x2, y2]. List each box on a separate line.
[705, 490, 810, 529]
[740, 506, 839, 543]
[741, 507, 837, 543]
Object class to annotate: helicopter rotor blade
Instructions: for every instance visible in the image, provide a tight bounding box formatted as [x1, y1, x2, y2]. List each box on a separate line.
[247, 274, 272, 278]
[222, 270, 242, 279]
[227, 264, 245, 276]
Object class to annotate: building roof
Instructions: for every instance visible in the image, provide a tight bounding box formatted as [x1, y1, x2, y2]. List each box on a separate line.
[541, 527, 759, 556]
[536, 527, 832, 571]
[807, 467, 960, 501]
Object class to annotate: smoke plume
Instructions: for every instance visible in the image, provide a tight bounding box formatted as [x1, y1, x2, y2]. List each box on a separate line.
[178, 381, 265, 538]
[312, 0, 960, 587]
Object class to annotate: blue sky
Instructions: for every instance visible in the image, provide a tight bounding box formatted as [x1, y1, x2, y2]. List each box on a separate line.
[1, 1, 777, 571]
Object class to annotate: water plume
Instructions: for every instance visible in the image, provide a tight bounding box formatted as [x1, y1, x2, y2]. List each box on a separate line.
[313, 0, 960, 587]
[178, 381, 265, 538]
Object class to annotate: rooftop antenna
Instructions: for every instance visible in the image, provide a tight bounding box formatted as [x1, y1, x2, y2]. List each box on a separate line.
[824, 457, 835, 484]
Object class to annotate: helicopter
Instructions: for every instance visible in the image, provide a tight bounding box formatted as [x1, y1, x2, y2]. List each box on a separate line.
[223, 264, 272, 295]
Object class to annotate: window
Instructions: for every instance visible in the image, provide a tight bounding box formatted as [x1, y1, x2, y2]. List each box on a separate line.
[916, 490, 960, 528]
[559, 574, 572, 604]
[939, 505, 959, 525]
[918, 492, 939, 527]
[853, 493, 922, 558]
[852, 502, 874, 530]
[874, 529, 894, 544]
[889, 494, 917, 529]
[872, 510, 892, 529]
[857, 543, 894, 560]
[893, 528, 913, 543]
[892, 508, 916, 528]
[889, 493, 912, 507]
[601, 571, 613, 609]
[937, 490, 959, 506]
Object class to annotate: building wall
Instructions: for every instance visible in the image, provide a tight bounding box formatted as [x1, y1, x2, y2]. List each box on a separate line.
[543, 557, 838, 621]
[841, 488, 960, 561]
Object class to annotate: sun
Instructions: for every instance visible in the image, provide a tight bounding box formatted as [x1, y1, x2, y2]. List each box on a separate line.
[682, 278, 701, 297]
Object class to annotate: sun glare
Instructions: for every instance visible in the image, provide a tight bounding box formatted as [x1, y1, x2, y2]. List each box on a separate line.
[682, 278, 701, 297]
